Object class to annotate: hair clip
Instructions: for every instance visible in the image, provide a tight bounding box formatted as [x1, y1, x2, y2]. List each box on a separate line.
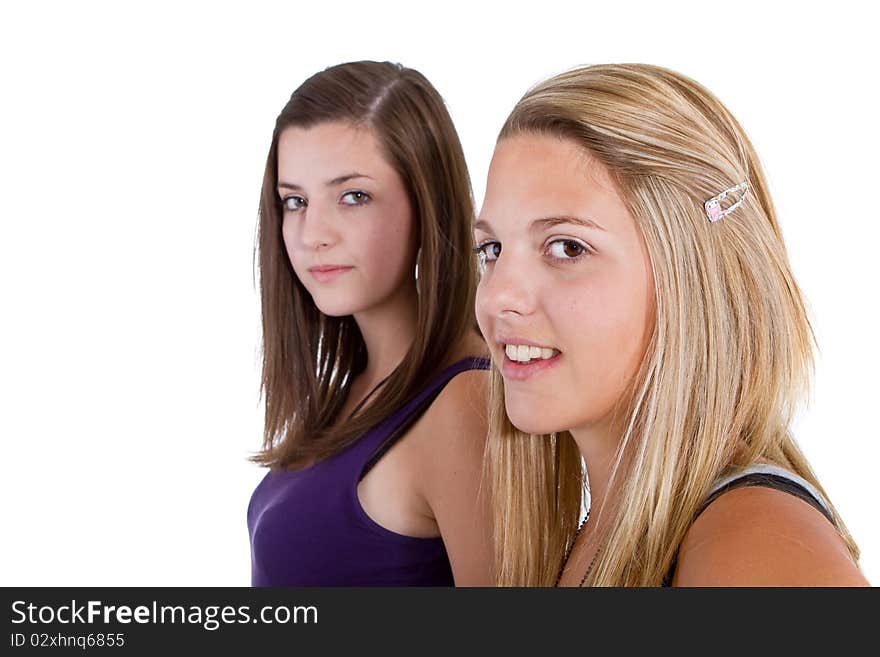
[704, 181, 749, 223]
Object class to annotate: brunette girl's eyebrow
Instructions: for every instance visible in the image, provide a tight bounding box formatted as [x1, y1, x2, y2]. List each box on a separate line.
[278, 173, 374, 191]
[473, 215, 606, 233]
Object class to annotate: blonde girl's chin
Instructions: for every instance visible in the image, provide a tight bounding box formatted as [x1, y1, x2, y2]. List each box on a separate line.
[503, 408, 561, 437]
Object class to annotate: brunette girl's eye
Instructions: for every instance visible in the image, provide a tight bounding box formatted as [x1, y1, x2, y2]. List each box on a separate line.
[341, 190, 370, 206]
[282, 195, 307, 212]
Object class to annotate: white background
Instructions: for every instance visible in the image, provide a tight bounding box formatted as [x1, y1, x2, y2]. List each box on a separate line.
[2, 0, 877, 585]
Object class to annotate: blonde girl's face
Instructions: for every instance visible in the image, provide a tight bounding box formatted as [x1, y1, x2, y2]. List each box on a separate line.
[276, 121, 417, 317]
[474, 133, 655, 436]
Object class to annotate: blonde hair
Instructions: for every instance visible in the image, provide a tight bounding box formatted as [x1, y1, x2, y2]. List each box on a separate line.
[487, 63, 860, 586]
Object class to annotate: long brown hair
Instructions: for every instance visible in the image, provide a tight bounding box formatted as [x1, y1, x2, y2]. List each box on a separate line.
[252, 61, 478, 470]
[487, 63, 860, 585]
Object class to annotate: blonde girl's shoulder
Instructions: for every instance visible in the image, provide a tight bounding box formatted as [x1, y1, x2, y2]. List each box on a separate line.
[671, 485, 869, 586]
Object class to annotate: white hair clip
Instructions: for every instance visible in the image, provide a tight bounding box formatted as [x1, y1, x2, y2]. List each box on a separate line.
[704, 181, 749, 223]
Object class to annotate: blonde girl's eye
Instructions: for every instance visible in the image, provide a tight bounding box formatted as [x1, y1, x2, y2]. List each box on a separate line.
[473, 241, 501, 263]
[282, 195, 307, 212]
[546, 238, 590, 263]
[340, 190, 371, 206]
[472, 241, 500, 276]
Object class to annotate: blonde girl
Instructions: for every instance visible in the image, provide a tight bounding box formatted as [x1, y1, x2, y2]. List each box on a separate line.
[474, 63, 867, 586]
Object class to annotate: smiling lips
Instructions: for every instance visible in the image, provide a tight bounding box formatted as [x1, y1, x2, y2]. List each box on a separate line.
[505, 343, 559, 363]
[499, 340, 562, 381]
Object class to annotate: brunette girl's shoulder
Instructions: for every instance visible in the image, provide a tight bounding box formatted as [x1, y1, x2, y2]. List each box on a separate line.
[410, 335, 493, 584]
[441, 329, 490, 369]
[420, 331, 491, 446]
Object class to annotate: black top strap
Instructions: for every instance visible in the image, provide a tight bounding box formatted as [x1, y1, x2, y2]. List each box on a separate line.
[662, 473, 835, 586]
[697, 473, 834, 524]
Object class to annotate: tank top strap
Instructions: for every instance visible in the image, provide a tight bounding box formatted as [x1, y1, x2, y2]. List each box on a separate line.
[662, 463, 835, 586]
[353, 356, 490, 478]
[702, 463, 833, 522]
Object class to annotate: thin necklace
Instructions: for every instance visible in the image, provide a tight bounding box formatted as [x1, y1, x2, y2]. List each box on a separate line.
[555, 510, 603, 587]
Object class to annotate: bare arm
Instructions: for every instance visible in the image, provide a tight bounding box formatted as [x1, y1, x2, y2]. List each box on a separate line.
[413, 369, 494, 586]
[672, 485, 869, 586]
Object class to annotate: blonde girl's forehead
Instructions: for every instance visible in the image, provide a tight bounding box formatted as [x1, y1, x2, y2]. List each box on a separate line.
[481, 136, 631, 236]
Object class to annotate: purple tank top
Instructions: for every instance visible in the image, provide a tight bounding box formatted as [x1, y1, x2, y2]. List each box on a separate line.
[247, 356, 490, 586]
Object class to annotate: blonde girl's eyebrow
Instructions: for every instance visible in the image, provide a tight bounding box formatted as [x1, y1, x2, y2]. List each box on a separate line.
[531, 215, 606, 232]
[472, 215, 605, 234]
[277, 173, 375, 192]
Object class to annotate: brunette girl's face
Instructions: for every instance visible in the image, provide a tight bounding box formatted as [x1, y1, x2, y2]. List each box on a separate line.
[474, 133, 655, 436]
[277, 121, 417, 317]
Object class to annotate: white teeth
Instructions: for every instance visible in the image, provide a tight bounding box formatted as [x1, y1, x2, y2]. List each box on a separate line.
[503, 343, 559, 363]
